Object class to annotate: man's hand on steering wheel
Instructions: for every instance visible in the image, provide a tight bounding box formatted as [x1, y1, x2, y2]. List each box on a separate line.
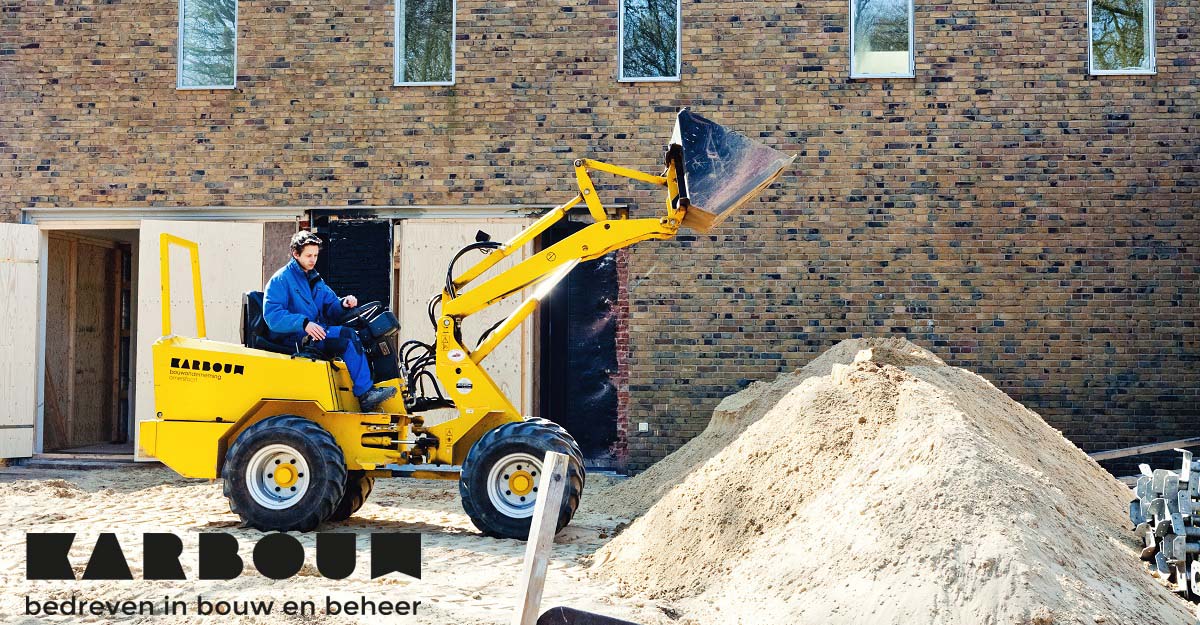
[338, 300, 383, 327]
[341, 295, 358, 308]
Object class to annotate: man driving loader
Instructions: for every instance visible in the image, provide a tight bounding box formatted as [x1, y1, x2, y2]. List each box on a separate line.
[263, 231, 397, 411]
[141, 109, 793, 537]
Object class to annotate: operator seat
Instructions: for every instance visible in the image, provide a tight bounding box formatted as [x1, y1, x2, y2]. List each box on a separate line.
[241, 291, 298, 355]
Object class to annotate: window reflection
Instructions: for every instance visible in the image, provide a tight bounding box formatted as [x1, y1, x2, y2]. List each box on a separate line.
[1091, 0, 1151, 71]
[622, 0, 679, 79]
[400, 0, 453, 84]
[852, 0, 911, 76]
[180, 0, 236, 87]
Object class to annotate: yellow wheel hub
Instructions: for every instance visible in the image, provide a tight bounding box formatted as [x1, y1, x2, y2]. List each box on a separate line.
[273, 465, 298, 488]
[508, 470, 534, 496]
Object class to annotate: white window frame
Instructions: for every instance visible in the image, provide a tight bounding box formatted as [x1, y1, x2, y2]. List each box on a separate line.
[394, 0, 456, 87]
[849, 0, 915, 79]
[176, 0, 238, 90]
[617, 0, 682, 83]
[1088, 0, 1156, 75]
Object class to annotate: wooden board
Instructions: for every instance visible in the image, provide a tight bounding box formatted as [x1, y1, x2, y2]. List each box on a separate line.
[510, 451, 569, 625]
[395, 219, 535, 424]
[0, 223, 40, 458]
[111, 247, 124, 442]
[72, 242, 116, 446]
[1089, 436, 1200, 461]
[134, 220, 264, 461]
[42, 236, 72, 450]
[262, 221, 298, 286]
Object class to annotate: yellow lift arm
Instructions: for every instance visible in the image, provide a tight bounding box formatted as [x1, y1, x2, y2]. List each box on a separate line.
[422, 108, 795, 466]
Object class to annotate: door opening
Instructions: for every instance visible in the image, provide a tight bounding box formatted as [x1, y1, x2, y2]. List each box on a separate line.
[538, 220, 620, 468]
[43, 230, 135, 454]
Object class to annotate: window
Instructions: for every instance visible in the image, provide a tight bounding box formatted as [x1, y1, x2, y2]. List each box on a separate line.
[178, 0, 237, 89]
[850, 0, 914, 78]
[395, 0, 455, 85]
[619, 0, 681, 81]
[1090, 0, 1155, 74]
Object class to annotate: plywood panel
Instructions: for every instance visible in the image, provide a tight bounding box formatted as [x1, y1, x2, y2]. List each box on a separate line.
[135, 221, 264, 461]
[0, 429, 35, 458]
[262, 221, 298, 286]
[396, 219, 535, 422]
[43, 236, 72, 450]
[0, 223, 40, 458]
[72, 242, 116, 446]
[111, 247, 125, 442]
[0, 225, 38, 260]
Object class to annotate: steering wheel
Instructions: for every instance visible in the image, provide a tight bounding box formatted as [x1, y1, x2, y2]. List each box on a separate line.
[294, 301, 384, 357]
[338, 300, 384, 328]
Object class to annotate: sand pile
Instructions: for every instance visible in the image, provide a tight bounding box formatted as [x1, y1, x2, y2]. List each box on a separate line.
[593, 339, 1194, 625]
[597, 338, 941, 517]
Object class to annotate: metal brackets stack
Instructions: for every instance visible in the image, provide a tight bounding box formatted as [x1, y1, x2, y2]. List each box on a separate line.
[1131, 449, 1200, 597]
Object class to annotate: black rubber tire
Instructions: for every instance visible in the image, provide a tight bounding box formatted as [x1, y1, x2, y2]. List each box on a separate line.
[459, 418, 586, 539]
[222, 415, 347, 532]
[326, 470, 375, 522]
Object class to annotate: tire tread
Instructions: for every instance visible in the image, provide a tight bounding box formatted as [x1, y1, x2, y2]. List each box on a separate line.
[222, 415, 347, 532]
[459, 418, 585, 539]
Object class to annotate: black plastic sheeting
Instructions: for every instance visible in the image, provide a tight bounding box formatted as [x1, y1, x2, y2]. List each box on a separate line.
[537, 606, 641, 625]
[311, 216, 399, 383]
[539, 220, 619, 466]
[312, 217, 393, 309]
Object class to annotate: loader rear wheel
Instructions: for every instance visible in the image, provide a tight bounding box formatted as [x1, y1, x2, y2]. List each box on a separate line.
[222, 415, 347, 532]
[459, 418, 585, 539]
[326, 470, 375, 522]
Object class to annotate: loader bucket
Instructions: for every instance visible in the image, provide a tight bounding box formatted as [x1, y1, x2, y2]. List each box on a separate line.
[670, 108, 795, 232]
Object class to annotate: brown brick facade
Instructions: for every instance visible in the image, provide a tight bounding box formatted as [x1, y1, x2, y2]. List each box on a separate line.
[2, 0, 1196, 472]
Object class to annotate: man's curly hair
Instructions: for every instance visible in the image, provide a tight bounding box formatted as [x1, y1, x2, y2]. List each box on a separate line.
[289, 230, 323, 255]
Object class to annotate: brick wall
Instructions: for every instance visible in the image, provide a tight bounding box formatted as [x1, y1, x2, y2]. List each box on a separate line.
[2, 0, 1196, 473]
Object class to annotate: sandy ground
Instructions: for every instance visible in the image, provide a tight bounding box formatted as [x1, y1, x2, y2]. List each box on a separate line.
[594, 341, 1198, 625]
[0, 466, 672, 625]
[5, 338, 1192, 625]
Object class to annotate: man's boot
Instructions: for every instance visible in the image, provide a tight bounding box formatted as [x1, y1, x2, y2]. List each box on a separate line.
[357, 386, 397, 412]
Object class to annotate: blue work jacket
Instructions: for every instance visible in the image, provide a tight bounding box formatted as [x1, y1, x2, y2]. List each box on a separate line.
[263, 258, 345, 343]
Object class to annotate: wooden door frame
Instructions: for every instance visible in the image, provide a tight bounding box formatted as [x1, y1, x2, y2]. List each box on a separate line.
[42, 232, 128, 451]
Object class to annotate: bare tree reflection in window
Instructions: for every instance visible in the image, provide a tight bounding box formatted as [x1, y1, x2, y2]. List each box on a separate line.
[622, 0, 678, 79]
[1092, 0, 1149, 70]
[181, 0, 236, 87]
[852, 0, 910, 75]
[401, 0, 453, 83]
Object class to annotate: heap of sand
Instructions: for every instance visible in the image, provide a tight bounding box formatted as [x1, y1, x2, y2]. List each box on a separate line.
[592, 339, 1194, 625]
[596, 338, 943, 518]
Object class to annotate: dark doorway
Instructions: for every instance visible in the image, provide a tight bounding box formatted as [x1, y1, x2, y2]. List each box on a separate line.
[310, 215, 398, 381]
[538, 220, 620, 468]
[311, 216, 393, 309]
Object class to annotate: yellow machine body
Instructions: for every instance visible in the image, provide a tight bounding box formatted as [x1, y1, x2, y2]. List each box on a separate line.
[141, 236, 413, 480]
[142, 335, 413, 479]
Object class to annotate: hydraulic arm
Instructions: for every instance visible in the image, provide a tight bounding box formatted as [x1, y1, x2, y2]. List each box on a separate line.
[414, 108, 795, 466]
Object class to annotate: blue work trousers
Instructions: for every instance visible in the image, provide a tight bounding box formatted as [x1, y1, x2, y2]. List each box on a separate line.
[314, 326, 372, 396]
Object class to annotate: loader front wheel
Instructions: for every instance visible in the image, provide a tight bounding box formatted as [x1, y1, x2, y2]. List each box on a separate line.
[326, 470, 375, 522]
[222, 415, 347, 532]
[459, 419, 585, 539]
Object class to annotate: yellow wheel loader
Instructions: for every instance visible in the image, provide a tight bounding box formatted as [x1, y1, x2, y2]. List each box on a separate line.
[139, 109, 793, 538]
